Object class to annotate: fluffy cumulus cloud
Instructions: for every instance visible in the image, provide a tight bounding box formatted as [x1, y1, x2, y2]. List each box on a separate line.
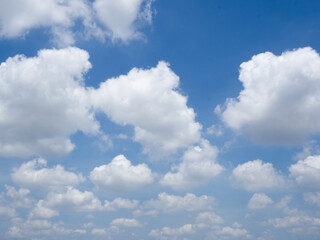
[11, 158, 85, 189]
[45, 187, 103, 211]
[218, 47, 320, 144]
[0, 47, 99, 157]
[0, 49, 201, 159]
[0, 0, 154, 45]
[289, 155, 320, 189]
[231, 159, 285, 191]
[160, 139, 224, 190]
[91, 61, 202, 157]
[141, 192, 215, 214]
[93, 0, 154, 41]
[90, 154, 154, 192]
[248, 193, 273, 210]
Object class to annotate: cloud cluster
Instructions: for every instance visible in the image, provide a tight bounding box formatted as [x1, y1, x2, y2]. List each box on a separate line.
[0, 48, 202, 159]
[161, 139, 224, 190]
[0, 0, 154, 45]
[231, 159, 285, 191]
[219, 47, 320, 145]
[149, 224, 195, 239]
[142, 192, 215, 213]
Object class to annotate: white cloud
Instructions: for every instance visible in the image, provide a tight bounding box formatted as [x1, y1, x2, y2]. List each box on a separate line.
[0, 0, 154, 45]
[231, 159, 285, 191]
[268, 215, 320, 228]
[0, 0, 91, 44]
[104, 197, 139, 211]
[161, 139, 224, 190]
[304, 192, 320, 207]
[11, 158, 85, 189]
[45, 187, 104, 211]
[149, 224, 195, 239]
[195, 211, 224, 226]
[6, 219, 84, 238]
[4, 185, 34, 208]
[91, 226, 119, 235]
[0, 47, 99, 157]
[248, 193, 273, 210]
[93, 0, 154, 41]
[110, 218, 141, 227]
[91, 61, 202, 157]
[218, 47, 320, 144]
[29, 200, 59, 219]
[142, 192, 215, 214]
[90, 154, 154, 192]
[91, 228, 108, 235]
[289, 155, 320, 189]
[215, 226, 252, 239]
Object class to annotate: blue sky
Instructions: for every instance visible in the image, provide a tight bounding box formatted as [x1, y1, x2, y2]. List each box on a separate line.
[1, 0, 320, 239]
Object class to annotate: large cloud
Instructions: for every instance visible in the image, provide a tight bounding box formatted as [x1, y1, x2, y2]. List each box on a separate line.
[218, 47, 320, 144]
[289, 155, 320, 189]
[0, 47, 99, 157]
[90, 154, 154, 192]
[231, 159, 285, 191]
[91, 61, 202, 156]
[11, 158, 85, 189]
[0, 48, 201, 159]
[0, 0, 154, 45]
[160, 139, 224, 190]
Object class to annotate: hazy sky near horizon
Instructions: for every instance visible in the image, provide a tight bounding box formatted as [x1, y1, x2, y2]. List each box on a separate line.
[1, 0, 320, 239]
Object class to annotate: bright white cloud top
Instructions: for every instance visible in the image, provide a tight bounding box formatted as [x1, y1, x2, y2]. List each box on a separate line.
[0, 0, 154, 46]
[11, 158, 85, 189]
[231, 159, 285, 191]
[161, 139, 224, 190]
[91, 61, 202, 156]
[289, 155, 320, 189]
[219, 47, 320, 145]
[90, 154, 154, 192]
[0, 47, 98, 157]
